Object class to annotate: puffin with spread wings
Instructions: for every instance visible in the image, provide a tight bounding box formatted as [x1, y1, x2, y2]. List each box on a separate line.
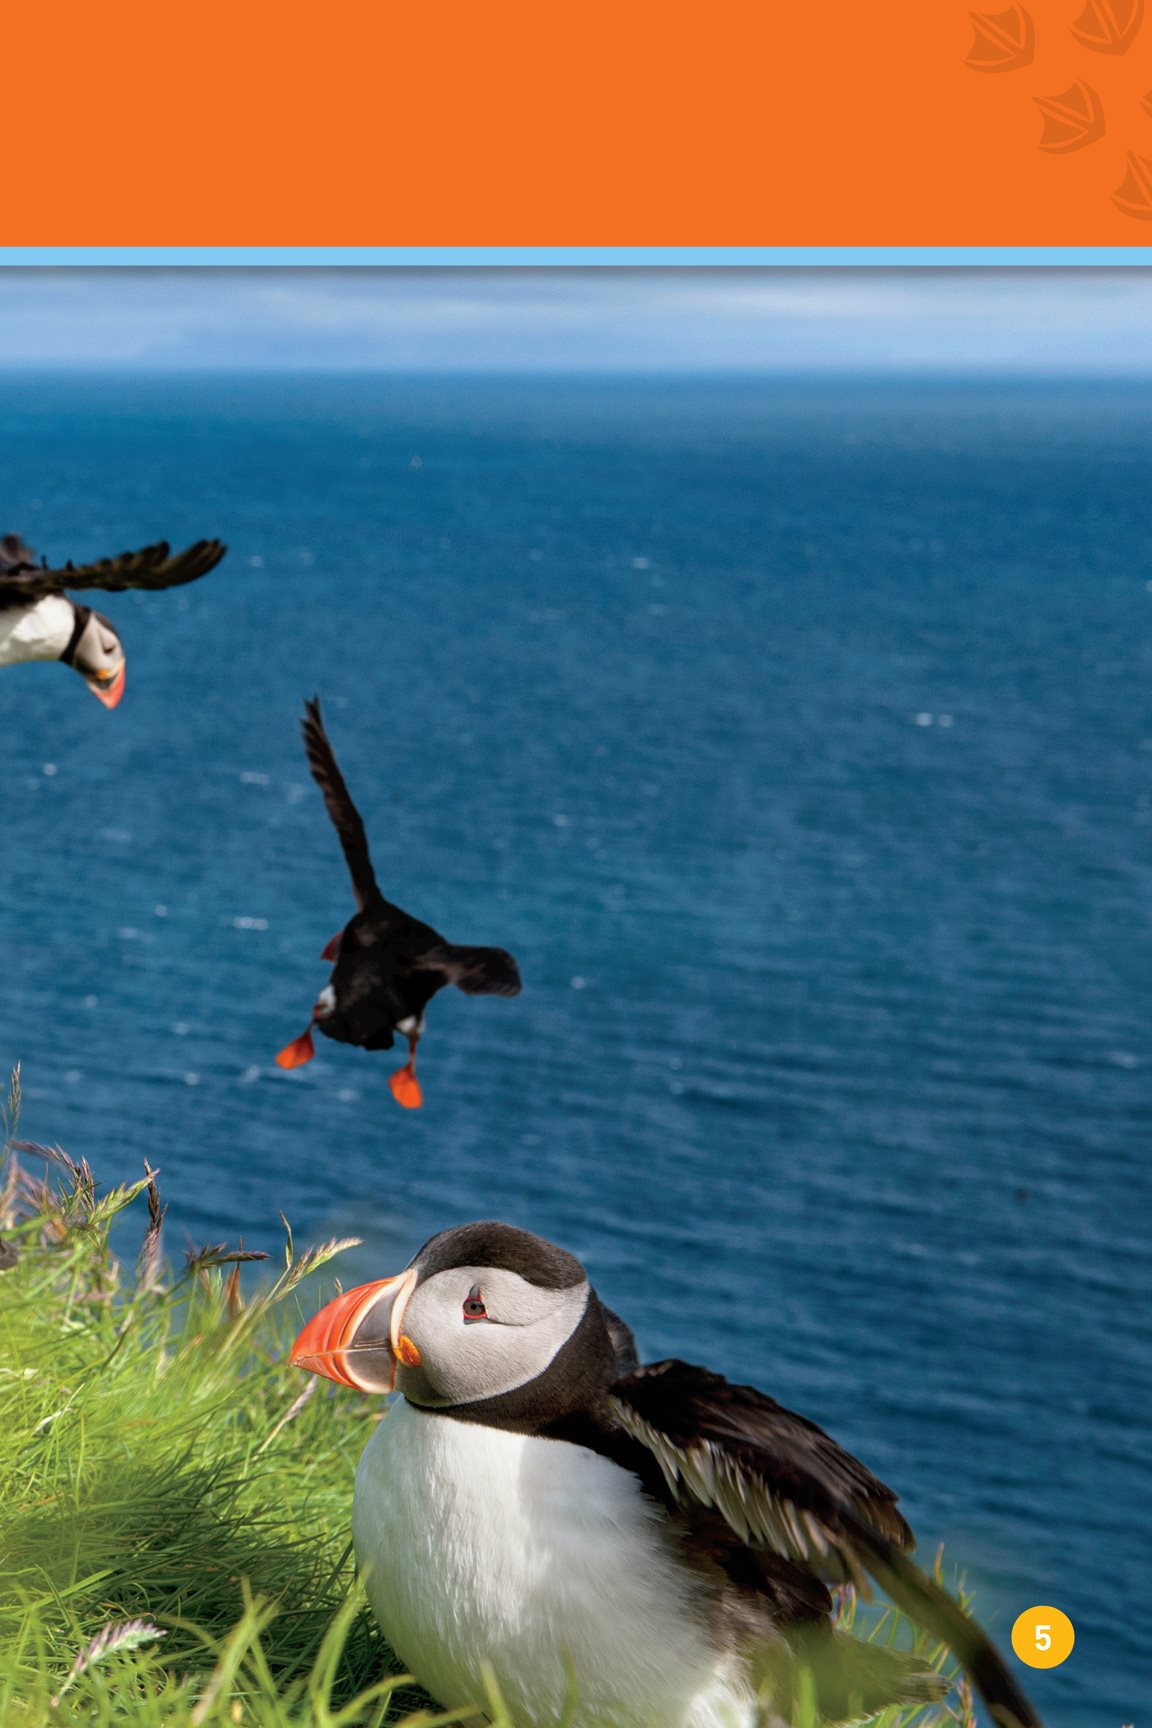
[292, 1221, 1042, 1728]
[275, 699, 521, 1107]
[0, 533, 227, 707]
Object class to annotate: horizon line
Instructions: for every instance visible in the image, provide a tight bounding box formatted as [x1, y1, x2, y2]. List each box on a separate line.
[4, 363, 1152, 381]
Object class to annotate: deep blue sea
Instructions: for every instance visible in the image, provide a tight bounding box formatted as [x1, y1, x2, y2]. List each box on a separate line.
[2, 374, 1150, 1721]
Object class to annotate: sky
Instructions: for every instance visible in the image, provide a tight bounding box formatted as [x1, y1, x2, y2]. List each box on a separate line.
[1, 268, 1152, 372]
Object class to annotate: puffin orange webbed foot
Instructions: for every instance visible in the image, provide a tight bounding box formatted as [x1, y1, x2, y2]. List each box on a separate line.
[276, 1028, 316, 1069]
[389, 1038, 423, 1108]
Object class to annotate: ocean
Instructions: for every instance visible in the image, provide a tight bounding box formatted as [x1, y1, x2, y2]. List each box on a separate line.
[3, 373, 1150, 1719]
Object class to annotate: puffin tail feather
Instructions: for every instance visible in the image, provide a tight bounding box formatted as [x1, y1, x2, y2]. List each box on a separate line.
[777, 1624, 948, 1724]
[863, 1543, 1042, 1728]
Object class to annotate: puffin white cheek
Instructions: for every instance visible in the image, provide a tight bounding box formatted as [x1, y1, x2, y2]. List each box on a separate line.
[397, 1280, 591, 1410]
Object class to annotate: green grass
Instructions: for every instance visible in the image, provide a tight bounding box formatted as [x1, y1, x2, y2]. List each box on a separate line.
[0, 1067, 448, 1727]
[0, 1070, 970, 1727]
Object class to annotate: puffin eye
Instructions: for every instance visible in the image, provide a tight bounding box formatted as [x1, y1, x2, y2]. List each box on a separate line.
[462, 1285, 487, 1322]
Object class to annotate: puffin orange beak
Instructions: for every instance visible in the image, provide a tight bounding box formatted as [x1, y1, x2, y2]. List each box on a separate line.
[88, 663, 126, 710]
[290, 1267, 419, 1392]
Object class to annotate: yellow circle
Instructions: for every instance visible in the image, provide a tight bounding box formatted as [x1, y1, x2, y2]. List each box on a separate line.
[1011, 1605, 1075, 1669]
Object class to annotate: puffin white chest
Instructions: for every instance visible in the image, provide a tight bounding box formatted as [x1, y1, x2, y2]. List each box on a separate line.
[352, 1400, 756, 1728]
[0, 595, 75, 668]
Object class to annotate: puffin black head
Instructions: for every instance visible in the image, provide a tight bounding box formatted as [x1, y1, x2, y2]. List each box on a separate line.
[291, 1222, 618, 1429]
[62, 605, 126, 709]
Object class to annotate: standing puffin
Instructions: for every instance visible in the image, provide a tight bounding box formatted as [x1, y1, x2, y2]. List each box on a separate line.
[275, 699, 521, 1107]
[291, 1222, 1042, 1728]
[0, 533, 226, 708]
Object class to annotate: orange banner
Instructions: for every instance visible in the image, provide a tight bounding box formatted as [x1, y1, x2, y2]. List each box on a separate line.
[6, 1, 1152, 244]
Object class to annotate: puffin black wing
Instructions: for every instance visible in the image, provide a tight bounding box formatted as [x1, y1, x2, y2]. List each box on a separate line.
[0, 534, 45, 609]
[611, 1359, 912, 1569]
[0, 533, 39, 573]
[301, 697, 381, 910]
[0, 536, 225, 604]
[609, 1360, 1042, 1728]
[414, 943, 522, 997]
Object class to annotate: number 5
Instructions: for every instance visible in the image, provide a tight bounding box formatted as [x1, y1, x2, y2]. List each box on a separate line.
[1035, 1625, 1052, 1651]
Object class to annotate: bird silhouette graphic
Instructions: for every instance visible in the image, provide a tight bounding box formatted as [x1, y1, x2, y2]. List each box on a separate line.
[1034, 82, 1105, 152]
[1113, 150, 1152, 216]
[1071, 0, 1143, 54]
[965, 7, 1036, 71]
[963, 0, 1152, 219]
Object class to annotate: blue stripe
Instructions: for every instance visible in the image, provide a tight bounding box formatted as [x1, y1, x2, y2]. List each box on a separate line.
[1, 246, 1151, 267]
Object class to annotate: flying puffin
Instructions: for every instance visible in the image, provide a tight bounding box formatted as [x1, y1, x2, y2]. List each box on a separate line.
[0, 532, 226, 708]
[291, 1222, 1042, 1728]
[275, 699, 521, 1107]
